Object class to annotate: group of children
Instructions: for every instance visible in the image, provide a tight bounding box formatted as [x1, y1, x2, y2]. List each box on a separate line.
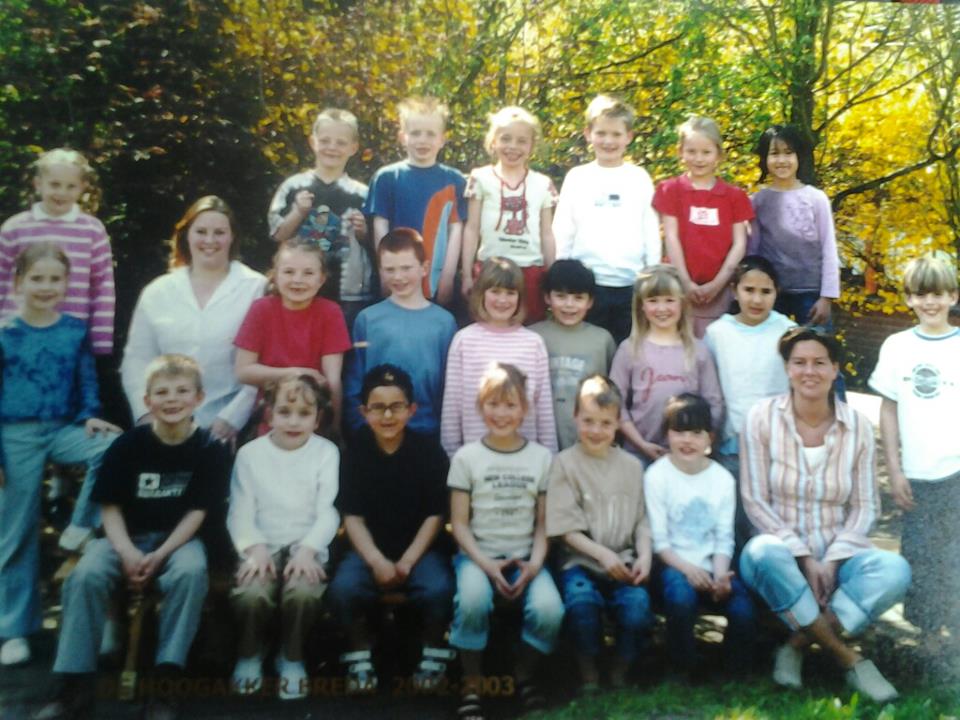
[0, 89, 955, 720]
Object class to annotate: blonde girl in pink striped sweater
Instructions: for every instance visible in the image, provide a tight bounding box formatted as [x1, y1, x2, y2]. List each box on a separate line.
[440, 257, 557, 457]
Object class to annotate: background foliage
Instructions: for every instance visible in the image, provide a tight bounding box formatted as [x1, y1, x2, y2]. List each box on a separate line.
[2, 0, 958, 328]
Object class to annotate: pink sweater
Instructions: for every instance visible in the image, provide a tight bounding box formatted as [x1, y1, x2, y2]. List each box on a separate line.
[440, 322, 558, 456]
[0, 204, 115, 355]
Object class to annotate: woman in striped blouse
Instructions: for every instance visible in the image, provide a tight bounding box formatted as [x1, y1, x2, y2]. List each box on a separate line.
[738, 327, 910, 704]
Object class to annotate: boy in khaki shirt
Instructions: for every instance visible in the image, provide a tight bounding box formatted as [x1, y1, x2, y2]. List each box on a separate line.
[546, 375, 653, 691]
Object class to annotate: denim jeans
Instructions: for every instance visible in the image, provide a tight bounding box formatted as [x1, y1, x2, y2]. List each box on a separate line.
[0, 420, 116, 637]
[54, 536, 208, 673]
[327, 549, 454, 629]
[561, 564, 654, 662]
[655, 565, 756, 672]
[739, 534, 911, 635]
[449, 554, 564, 654]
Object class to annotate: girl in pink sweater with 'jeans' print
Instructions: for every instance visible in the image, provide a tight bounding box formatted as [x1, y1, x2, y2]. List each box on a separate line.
[440, 257, 557, 457]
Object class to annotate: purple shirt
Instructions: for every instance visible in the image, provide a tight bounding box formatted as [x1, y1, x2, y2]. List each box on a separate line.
[749, 185, 840, 298]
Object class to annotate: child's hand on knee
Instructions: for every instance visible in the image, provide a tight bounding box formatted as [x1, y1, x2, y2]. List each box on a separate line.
[137, 551, 166, 585]
[598, 547, 633, 584]
[237, 544, 276, 585]
[710, 571, 734, 602]
[630, 554, 651, 586]
[371, 556, 400, 588]
[682, 564, 713, 592]
[283, 545, 325, 585]
[119, 546, 146, 587]
[480, 558, 515, 599]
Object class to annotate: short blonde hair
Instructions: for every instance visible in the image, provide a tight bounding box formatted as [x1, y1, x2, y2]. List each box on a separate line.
[312, 107, 359, 141]
[585, 94, 635, 130]
[475, 362, 529, 413]
[903, 254, 959, 295]
[398, 96, 449, 130]
[574, 374, 622, 415]
[484, 106, 540, 155]
[33, 147, 99, 212]
[677, 115, 723, 154]
[468, 257, 525, 324]
[145, 354, 203, 394]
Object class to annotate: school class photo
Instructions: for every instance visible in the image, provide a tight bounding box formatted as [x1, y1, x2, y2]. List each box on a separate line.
[0, 2, 958, 719]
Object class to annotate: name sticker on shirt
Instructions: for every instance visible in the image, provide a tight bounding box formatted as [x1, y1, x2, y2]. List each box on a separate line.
[689, 206, 720, 226]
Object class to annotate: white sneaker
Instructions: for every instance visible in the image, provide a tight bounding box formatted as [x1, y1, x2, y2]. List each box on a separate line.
[231, 654, 263, 695]
[275, 655, 308, 700]
[58, 525, 93, 553]
[772, 643, 803, 689]
[846, 659, 899, 703]
[99, 616, 121, 657]
[0, 637, 30, 666]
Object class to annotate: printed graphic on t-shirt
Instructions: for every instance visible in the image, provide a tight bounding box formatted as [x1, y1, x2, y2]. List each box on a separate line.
[689, 206, 719, 226]
[500, 194, 528, 236]
[911, 363, 943, 399]
[137, 471, 191, 499]
[593, 191, 622, 208]
[550, 354, 588, 408]
[636, 367, 688, 404]
[673, 496, 713, 544]
[483, 464, 537, 518]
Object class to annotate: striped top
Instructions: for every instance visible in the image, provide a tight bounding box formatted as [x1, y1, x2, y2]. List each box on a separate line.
[741, 394, 879, 563]
[0, 203, 115, 355]
[440, 322, 558, 457]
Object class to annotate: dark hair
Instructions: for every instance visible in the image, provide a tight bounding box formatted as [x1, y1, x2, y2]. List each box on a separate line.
[778, 326, 842, 364]
[360, 363, 414, 405]
[574, 374, 622, 415]
[264, 373, 333, 431]
[378, 227, 426, 263]
[662, 393, 713, 434]
[732, 255, 780, 290]
[542, 259, 597, 297]
[755, 125, 816, 186]
[169, 195, 239, 270]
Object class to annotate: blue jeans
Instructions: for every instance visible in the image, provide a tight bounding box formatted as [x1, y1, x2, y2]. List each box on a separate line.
[561, 564, 654, 662]
[54, 535, 208, 673]
[0, 421, 116, 638]
[449, 554, 564, 654]
[739, 534, 911, 635]
[656, 566, 755, 672]
[327, 549, 454, 629]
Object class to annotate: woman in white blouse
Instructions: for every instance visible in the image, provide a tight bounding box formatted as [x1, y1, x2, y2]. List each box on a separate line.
[121, 196, 266, 444]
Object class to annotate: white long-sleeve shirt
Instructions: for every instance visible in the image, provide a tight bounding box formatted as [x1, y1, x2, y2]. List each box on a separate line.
[227, 434, 340, 561]
[121, 262, 266, 429]
[553, 161, 661, 287]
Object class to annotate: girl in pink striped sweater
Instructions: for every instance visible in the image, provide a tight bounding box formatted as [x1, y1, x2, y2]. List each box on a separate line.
[440, 257, 557, 457]
[0, 149, 115, 356]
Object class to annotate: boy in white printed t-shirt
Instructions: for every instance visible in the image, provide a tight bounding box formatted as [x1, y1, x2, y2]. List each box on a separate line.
[869, 254, 960, 662]
[552, 94, 661, 344]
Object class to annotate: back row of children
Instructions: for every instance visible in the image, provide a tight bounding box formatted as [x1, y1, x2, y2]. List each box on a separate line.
[267, 94, 840, 343]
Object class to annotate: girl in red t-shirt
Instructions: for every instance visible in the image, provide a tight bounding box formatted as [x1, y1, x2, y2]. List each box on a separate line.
[235, 242, 351, 433]
[653, 116, 754, 337]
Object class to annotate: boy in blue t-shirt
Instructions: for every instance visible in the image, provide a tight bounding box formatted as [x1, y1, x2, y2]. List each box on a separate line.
[344, 228, 456, 439]
[268, 108, 372, 330]
[364, 96, 466, 309]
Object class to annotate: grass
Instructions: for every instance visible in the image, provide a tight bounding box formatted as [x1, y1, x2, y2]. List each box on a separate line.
[525, 679, 960, 720]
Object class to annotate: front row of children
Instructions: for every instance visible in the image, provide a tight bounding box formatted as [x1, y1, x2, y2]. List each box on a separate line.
[38, 349, 753, 720]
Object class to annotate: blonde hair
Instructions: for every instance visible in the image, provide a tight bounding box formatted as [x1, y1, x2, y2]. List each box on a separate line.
[903, 254, 959, 295]
[13, 242, 70, 284]
[629, 264, 696, 370]
[677, 115, 723, 154]
[33, 147, 100, 213]
[468, 256, 525, 324]
[476, 362, 529, 413]
[266, 241, 326, 297]
[398, 96, 449, 130]
[585, 94, 635, 130]
[312, 107, 359, 140]
[145, 353, 203, 394]
[484, 106, 540, 156]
